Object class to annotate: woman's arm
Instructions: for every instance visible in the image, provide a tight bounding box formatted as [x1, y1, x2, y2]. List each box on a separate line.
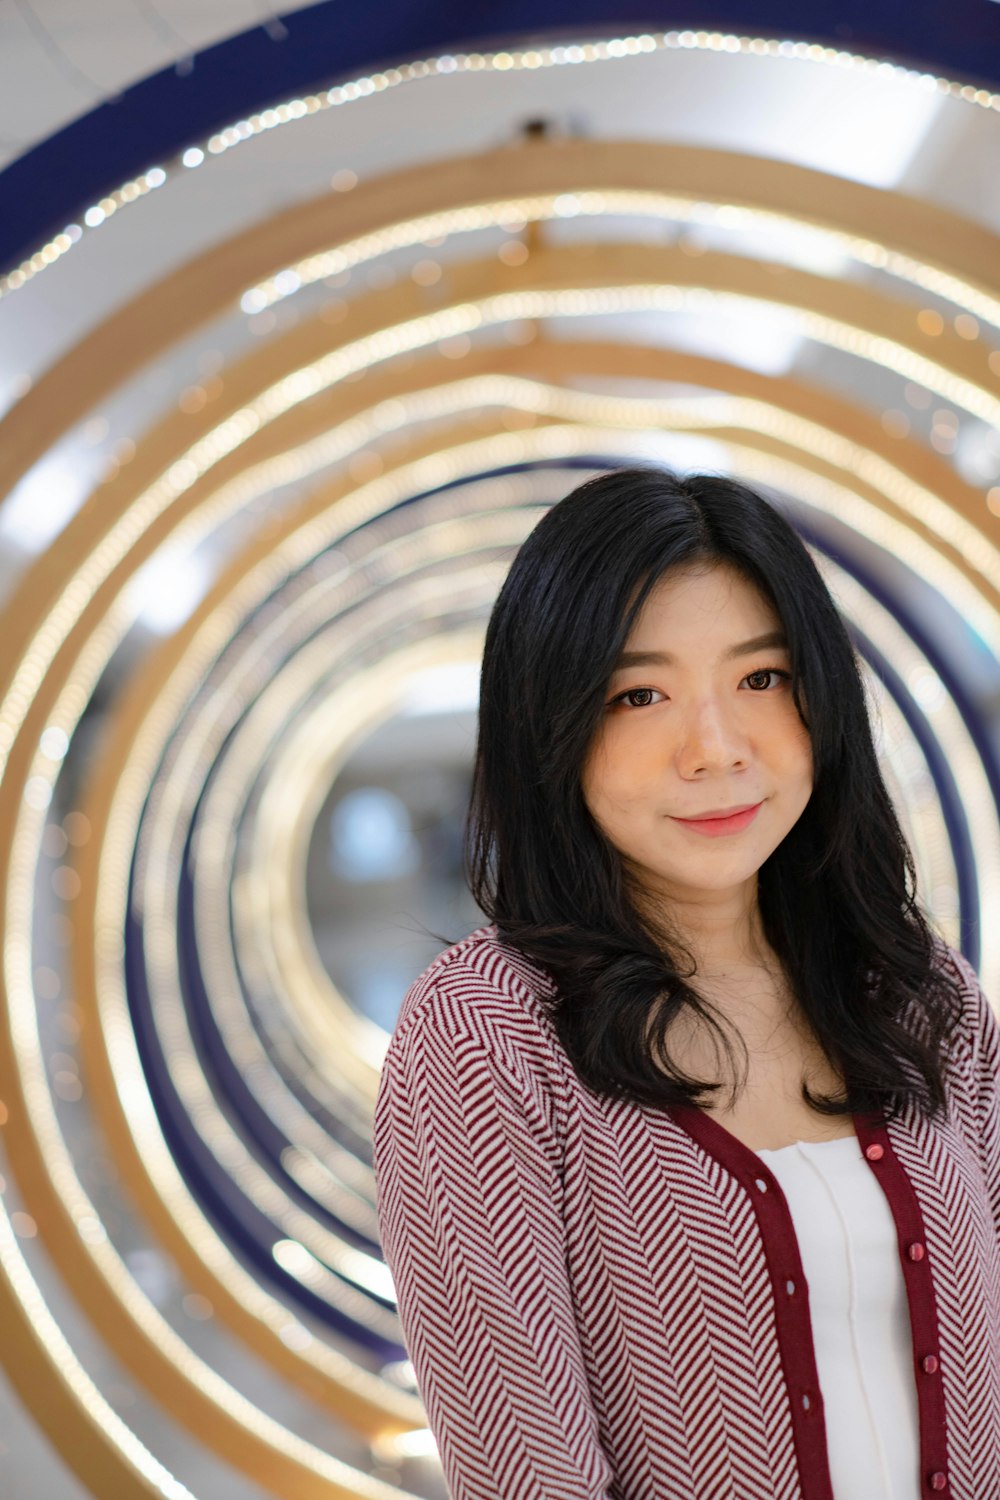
[373, 1006, 616, 1500]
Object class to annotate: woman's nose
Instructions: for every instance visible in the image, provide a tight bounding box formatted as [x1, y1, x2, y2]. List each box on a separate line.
[675, 699, 750, 776]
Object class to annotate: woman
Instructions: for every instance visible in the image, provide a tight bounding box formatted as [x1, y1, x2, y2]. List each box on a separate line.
[373, 468, 1000, 1500]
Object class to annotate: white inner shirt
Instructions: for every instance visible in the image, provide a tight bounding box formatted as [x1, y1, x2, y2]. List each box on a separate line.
[754, 1136, 922, 1500]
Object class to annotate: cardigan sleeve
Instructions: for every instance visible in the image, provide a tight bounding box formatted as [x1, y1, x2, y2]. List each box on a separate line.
[373, 1004, 617, 1500]
[949, 947, 1000, 1241]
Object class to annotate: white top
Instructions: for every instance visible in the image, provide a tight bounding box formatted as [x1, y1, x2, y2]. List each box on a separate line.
[754, 1136, 921, 1500]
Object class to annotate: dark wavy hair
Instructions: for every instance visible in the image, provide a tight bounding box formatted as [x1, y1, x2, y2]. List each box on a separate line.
[466, 466, 964, 1122]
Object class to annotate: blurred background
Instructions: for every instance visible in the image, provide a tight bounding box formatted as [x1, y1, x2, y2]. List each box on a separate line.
[0, 1, 998, 1495]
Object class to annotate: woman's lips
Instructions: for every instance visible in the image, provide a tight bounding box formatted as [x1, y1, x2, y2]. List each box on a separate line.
[670, 801, 763, 837]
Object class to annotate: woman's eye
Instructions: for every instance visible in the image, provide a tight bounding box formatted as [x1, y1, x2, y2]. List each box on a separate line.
[616, 687, 662, 708]
[743, 668, 789, 691]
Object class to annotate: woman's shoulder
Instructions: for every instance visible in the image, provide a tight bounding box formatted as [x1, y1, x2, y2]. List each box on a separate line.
[924, 935, 997, 1074]
[390, 923, 561, 1052]
[929, 935, 989, 1013]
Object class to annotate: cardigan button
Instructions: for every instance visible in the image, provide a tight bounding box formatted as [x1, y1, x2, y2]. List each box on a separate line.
[908, 1242, 926, 1262]
[929, 1472, 947, 1492]
[754, 1178, 768, 1192]
[921, 1355, 939, 1374]
[785, 1279, 796, 1295]
[864, 1144, 884, 1161]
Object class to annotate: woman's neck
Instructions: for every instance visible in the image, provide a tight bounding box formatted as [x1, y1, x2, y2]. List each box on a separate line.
[644, 876, 772, 978]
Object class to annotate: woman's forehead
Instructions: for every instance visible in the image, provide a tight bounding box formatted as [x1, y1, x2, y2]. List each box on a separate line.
[624, 563, 780, 643]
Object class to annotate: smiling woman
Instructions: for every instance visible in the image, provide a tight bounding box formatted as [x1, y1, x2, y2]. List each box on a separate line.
[373, 466, 1000, 1500]
[460, 467, 965, 1123]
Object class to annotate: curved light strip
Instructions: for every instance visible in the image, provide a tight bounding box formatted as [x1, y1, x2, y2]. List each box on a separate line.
[241, 191, 1000, 331]
[167, 371, 1000, 636]
[239, 572, 507, 1064]
[4, 138, 997, 547]
[3, 28, 998, 300]
[0, 1192, 196, 1499]
[215, 474, 554, 1102]
[217, 478, 557, 1131]
[819, 559, 965, 941]
[79, 599, 429, 1393]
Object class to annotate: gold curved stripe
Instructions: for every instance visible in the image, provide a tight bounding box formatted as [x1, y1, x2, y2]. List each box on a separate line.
[131, 562, 505, 1283]
[0, 1193, 197, 1498]
[2, 137, 997, 505]
[241, 189, 1000, 329]
[168, 335, 997, 612]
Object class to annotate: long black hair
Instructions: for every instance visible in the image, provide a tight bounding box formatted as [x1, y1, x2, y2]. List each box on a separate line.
[466, 466, 963, 1122]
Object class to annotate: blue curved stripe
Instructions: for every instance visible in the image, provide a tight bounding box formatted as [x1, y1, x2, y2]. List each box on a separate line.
[2, 0, 999, 269]
[126, 847, 404, 1355]
[791, 511, 990, 970]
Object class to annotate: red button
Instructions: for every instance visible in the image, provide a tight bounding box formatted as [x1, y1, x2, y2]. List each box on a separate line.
[929, 1473, 947, 1492]
[922, 1355, 939, 1374]
[865, 1144, 884, 1161]
[908, 1242, 926, 1261]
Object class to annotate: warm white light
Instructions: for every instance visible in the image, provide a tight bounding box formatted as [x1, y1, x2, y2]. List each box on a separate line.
[123, 544, 214, 635]
[373, 1428, 439, 1460]
[0, 455, 93, 552]
[397, 661, 481, 715]
[39, 728, 70, 762]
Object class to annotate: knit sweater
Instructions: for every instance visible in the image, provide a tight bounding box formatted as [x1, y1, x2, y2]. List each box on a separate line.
[373, 926, 1000, 1500]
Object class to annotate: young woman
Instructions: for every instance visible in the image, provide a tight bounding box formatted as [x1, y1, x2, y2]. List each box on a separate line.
[373, 468, 1000, 1500]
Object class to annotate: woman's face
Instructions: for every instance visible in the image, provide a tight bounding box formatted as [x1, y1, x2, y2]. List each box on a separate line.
[581, 563, 813, 910]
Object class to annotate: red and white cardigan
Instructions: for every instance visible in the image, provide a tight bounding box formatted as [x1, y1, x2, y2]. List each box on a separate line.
[373, 926, 1000, 1499]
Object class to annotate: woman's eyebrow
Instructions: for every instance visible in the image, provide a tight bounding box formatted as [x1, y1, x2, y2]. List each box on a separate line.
[614, 631, 788, 669]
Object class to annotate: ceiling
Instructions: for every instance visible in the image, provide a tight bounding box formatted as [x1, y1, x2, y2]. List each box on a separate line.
[0, 0, 329, 170]
[1, 0, 999, 264]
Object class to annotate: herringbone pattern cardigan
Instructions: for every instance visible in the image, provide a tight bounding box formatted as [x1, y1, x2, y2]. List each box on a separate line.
[373, 926, 1000, 1499]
